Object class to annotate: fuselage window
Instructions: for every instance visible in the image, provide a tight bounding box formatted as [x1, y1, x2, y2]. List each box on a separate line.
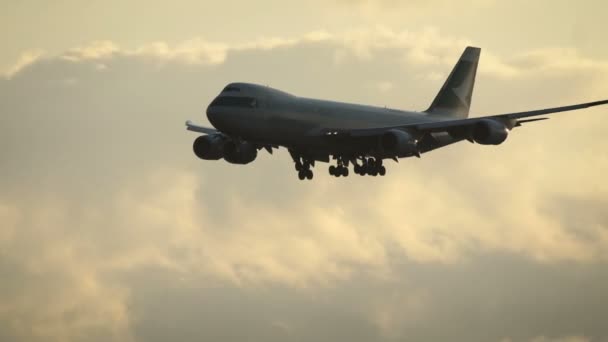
[223, 86, 241, 92]
[210, 96, 257, 108]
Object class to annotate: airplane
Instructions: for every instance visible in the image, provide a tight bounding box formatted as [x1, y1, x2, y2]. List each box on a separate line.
[186, 46, 608, 180]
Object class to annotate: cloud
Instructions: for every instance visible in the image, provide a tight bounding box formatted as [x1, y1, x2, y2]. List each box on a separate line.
[529, 337, 590, 342]
[3, 49, 45, 78]
[502, 336, 591, 342]
[334, 0, 496, 11]
[8, 27, 607, 85]
[1, 29, 608, 341]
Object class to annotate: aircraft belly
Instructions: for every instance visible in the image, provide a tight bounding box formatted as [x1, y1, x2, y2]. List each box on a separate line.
[230, 105, 450, 157]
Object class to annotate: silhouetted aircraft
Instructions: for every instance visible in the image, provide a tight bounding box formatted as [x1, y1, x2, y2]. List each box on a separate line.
[187, 47, 608, 180]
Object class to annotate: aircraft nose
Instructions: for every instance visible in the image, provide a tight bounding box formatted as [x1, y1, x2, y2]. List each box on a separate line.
[206, 104, 220, 127]
[206, 102, 232, 132]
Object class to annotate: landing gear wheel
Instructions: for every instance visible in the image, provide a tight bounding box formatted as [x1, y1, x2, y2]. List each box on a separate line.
[329, 165, 336, 176]
[342, 167, 349, 177]
[306, 169, 313, 180]
[335, 167, 342, 177]
[379, 166, 386, 176]
[298, 170, 306, 180]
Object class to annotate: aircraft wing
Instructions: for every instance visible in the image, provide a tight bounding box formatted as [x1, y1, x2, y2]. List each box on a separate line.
[417, 99, 608, 131]
[185, 120, 219, 135]
[319, 99, 608, 137]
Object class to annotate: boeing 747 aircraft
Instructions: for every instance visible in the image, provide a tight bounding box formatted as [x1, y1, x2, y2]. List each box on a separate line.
[186, 46, 608, 180]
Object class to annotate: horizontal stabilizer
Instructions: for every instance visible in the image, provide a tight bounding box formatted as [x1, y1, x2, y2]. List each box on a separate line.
[185, 120, 219, 135]
[516, 118, 549, 126]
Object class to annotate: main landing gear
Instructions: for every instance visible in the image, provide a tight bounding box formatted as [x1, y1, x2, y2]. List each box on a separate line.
[290, 150, 388, 180]
[295, 161, 313, 180]
[329, 157, 387, 177]
[329, 157, 349, 177]
[290, 150, 314, 181]
[354, 157, 386, 176]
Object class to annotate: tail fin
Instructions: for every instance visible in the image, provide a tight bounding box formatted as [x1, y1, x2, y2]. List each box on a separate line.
[425, 46, 480, 119]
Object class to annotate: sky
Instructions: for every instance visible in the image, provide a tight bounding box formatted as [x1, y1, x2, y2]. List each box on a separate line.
[1, 1, 608, 341]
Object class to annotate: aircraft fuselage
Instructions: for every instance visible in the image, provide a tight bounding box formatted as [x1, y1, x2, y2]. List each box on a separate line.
[206, 83, 450, 156]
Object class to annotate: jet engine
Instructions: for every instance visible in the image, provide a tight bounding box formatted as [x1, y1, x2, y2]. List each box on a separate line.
[193, 134, 225, 160]
[380, 129, 418, 156]
[471, 119, 509, 145]
[223, 141, 258, 164]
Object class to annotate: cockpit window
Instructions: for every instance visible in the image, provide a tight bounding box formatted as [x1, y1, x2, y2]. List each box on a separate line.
[222, 86, 241, 92]
[210, 96, 257, 108]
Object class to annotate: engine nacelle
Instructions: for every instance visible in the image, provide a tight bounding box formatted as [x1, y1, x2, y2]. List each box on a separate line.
[223, 141, 258, 165]
[471, 119, 509, 145]
[193, 134, 225, 160]
[380, 129, 418, 156]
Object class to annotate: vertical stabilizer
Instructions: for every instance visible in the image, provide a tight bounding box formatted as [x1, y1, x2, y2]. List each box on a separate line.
[425, 46, 480, 119]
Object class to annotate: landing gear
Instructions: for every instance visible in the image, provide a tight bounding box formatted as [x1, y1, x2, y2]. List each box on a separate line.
[290, 150, 314, 181]
[298, 169, 313, 180]
[293, 152, 389, 180]
[295, 162, 314, 180]
[329, 156, 350, 177]
[329, 165, 349, 177]
[327, 155, 388, 178]
[354, 157, 386, 176]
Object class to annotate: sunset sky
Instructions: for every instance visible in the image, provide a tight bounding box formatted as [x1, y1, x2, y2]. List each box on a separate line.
[1, 1, 608, 341]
